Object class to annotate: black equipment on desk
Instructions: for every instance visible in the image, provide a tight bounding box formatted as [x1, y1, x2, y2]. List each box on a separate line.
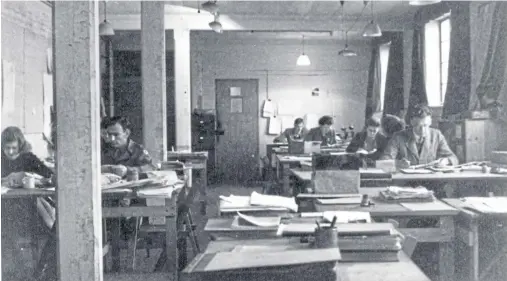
[312, 153, 364, 171]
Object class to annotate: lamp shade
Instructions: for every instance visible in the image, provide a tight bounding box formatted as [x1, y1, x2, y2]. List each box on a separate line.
[99, 20, 115, 36]
[363, 21, 382, 37]
[209, 20, 223, 33]
[338, 45, 357, 57]
[202, 1, 219, 14]
[296, 54, 311, 66]
[409, 0, 441, 6]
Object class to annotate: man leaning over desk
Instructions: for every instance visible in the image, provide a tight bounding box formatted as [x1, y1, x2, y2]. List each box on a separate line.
[381, 104, 458, 168]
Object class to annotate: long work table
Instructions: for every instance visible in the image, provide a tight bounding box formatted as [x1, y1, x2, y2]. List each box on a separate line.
[1, 179, 193, 281]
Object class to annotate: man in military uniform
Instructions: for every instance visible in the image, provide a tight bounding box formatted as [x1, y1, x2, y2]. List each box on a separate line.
[101, 116, 155, 240]
[101, 116, 155, 173]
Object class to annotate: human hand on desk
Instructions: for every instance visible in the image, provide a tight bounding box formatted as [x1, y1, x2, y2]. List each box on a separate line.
[101, 165, 128, 177]
[396, 159, 411, 169]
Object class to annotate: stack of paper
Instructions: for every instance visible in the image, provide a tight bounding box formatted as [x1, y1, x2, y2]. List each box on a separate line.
[380, 186, 434, 202]
[250, 191, 298, 212]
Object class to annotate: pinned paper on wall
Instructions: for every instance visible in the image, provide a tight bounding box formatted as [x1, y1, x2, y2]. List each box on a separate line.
[2, 60, 16, 114]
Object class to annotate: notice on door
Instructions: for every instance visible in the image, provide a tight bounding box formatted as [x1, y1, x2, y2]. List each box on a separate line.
[231, 97, 243, 113]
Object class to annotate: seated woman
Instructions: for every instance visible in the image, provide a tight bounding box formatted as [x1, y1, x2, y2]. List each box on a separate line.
[273, 118, 308, 144]
[346, 117, 388, 162]
[1, 126, 53, 181]
[305, 115, 338, 147]
[381, 114, 405, 141]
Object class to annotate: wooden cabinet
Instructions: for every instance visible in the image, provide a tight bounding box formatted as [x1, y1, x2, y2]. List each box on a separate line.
[439, 119, 487, 163]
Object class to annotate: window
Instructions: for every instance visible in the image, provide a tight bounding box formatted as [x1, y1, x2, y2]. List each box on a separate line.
[379, 43, 390, 111]
[424, 15, 451, 107]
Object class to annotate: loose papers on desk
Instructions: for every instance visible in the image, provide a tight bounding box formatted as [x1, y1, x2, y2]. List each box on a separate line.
[461, 197, 507, 214]
[380, 186, 434, 201]
[233, 212, 282, 228]
[220, 192, 298, 212]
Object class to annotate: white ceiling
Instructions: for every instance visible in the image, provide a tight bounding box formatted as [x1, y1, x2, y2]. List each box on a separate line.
[104, 1, 418, 37]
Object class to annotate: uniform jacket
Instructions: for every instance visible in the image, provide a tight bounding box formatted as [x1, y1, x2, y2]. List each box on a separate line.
[381, 128, 458, 166]
[101, 139, 154, 172]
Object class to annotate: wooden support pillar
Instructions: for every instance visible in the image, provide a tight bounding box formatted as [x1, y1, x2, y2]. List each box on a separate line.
[53, 1, 103, 280]
[141, 1, 167, 161]
[174, 28, 192, 151]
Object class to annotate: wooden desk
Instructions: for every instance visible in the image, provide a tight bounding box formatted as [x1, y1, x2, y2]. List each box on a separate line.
[167, 151, 208, 215]
[290, 168, 507, 195]
[314, 197, 458, 281]
[266, 143, 288, 168]
[190, 238, 430, 281]
[1, 186, 184, 280]
[443, 198, 507, 281]
[276, 155, 312, 195]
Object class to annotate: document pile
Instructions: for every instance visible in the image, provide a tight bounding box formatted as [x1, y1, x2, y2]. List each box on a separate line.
[379, 186, 434, 202]
[220, 191, 298, 212]
[136, 170, 185, 198]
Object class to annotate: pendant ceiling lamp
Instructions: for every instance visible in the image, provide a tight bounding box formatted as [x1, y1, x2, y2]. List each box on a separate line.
[409, 0, 441, 6]
[202, 1, 219, 14]
[339, 1, 357, 57]
[99, 1, 115, 36]
[209, 12, 223, 33]
[363, 1, 382, 37]
[297, 35, 311, 66]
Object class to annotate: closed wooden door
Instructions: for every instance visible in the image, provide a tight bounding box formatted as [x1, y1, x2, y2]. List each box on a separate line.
[215, 79, 259, 184]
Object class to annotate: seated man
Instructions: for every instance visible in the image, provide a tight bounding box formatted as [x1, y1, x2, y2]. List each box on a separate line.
[346, 116, 388, 163]
[273, 117, 308, 144]
[381, 105, 458, 168]
[101, 116, 155, 174]
[305, 115, 338, 147]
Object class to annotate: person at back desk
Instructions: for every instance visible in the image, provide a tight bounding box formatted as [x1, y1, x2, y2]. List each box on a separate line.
[346, 117, 387, 163]
[381, 104, 458, 168]
[101, 116, 155, 175]
[273, 117, 308, 144]
[305, 115, 338, 147]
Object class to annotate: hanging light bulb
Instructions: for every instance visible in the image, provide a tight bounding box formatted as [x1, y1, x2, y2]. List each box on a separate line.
[99, 1, 115, 36]
[363, 1, 382, 37]
[209, 12, 222, 33]
[202, 1, 219, 14]
[297, 35, 311, 66]
[409, 0, 441, 6]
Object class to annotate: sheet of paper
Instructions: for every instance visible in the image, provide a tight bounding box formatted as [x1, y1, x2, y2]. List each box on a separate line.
[322, 211, 372, 223]
[462, 197, 507, 213]
[400, 169, 434, 174]
[236, 212, 281, 227]
[137, 187, 176, 198]
[250, 191, 298, 212]
[317, 197, 362, 205]
[400, 201, 456, 212]
[220, 195, 252, 209]
[43, 73, 54, 138]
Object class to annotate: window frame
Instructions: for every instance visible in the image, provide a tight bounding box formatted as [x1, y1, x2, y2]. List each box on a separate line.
[424, 13, 451, 107]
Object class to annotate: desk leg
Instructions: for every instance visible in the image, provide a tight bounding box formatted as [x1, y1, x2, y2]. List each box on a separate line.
[166, 196, 179, 281]
[439, 216, 455, 281]
[199, 166, 207, 216]
[111, 218, 121, 272]
[282, 163, 291, 196]
[470, 223, 479, 281]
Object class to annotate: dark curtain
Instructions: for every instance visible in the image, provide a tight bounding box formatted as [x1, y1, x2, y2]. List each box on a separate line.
[407, 25, 427, 120]
[365, 41, 381, 120]
[475, 2, 507, 109]
[383, 32, 404, 117]
[442, 2, 472, 118]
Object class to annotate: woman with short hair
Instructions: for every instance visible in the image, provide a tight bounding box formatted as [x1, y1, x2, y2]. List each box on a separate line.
[304, 115, 338, 146]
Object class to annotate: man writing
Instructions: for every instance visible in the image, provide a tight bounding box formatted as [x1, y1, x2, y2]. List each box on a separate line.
[381, 104, 458, 168]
